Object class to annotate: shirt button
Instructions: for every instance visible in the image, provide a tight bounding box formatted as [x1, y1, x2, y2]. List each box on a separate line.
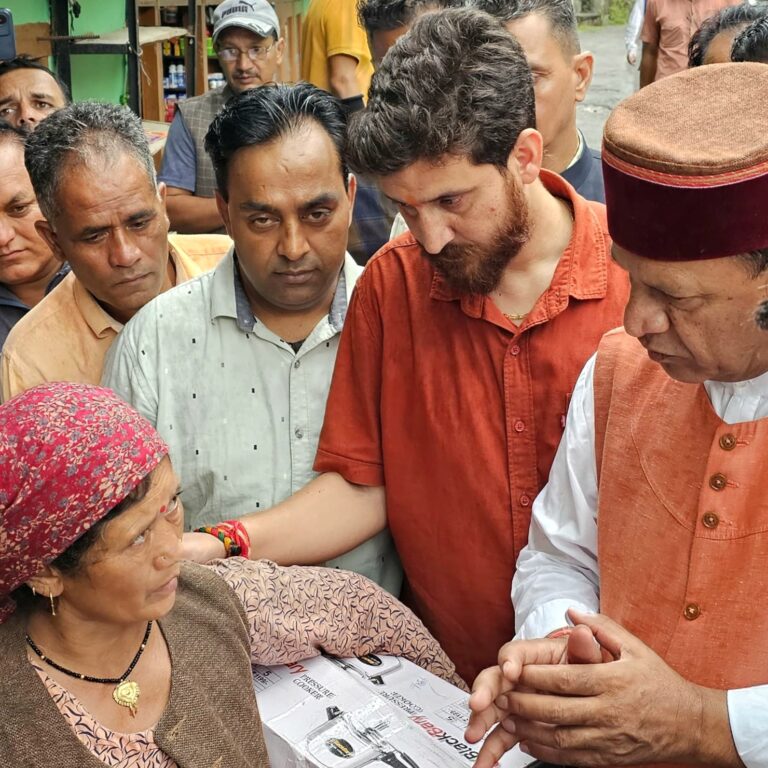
[294, 428, 304, 439]
[718, 433, 736, 451]
[510, 345, 521, 356]
[520, 494, 531, 507]
[514, 420, 525, 432]
[709, 473, 727, 491]
[294, 359, 301, 369]
[683, 603, 701, 621]
[702, 512, 719, 529]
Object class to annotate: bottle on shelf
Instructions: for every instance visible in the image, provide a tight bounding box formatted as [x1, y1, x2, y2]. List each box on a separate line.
[161, 7, 179, 25]
[207, 72, 225, 90]
[164, 94, 177, 123]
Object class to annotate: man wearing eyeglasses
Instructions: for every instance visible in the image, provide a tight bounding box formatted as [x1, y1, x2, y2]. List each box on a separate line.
[159, 0, 285, 235]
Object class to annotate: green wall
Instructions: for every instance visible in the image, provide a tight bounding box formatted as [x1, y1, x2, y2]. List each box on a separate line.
[10, 0, 126, 105]
[69, 0, 126, 103]
[11, 0, 49, 26]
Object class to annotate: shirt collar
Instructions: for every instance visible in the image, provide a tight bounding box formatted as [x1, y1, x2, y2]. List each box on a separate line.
[561, 132, 596, 193]
[706, 369, 768, 400]
[0, 283, 23, 309]
[429, 168, 610, 316]
[72, 274, 124, 337]
[211, 247, 358, 334]
[0, 262, 70, 310]
[49, 262, 71, 290]
[74, 250, 179, 338]
[564, 130, 585, 171]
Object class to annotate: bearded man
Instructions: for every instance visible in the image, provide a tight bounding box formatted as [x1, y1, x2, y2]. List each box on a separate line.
[183, 8, 629, 684]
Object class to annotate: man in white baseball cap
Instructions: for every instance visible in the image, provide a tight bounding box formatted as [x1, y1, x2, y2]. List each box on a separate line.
[159, 0, 284, 235]
[212, 0, 280, 41]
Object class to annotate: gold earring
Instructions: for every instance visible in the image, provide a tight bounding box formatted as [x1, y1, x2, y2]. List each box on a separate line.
[49, 593, 56, 617]
[31, 586, 37, 597]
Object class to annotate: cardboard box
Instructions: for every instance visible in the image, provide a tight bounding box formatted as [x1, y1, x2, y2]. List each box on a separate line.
[253, 654, 534, 768]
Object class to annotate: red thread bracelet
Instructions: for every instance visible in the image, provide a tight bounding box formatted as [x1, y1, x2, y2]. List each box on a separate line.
[194, 520, 251, 559]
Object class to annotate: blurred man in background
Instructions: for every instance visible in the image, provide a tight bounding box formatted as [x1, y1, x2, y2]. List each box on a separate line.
[0, 56, 68, 132]
[159, 0, 284, 235]
[0, 122, 67, 348]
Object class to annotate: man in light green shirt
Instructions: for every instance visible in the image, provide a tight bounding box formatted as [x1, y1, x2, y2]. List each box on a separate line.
[103, 83, 401, 594]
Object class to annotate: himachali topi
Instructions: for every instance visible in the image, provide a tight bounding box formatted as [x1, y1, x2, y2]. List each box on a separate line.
[602, 63, 768, 261]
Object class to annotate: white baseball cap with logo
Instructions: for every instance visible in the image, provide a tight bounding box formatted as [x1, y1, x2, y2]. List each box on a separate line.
[212, 0, 281, 43]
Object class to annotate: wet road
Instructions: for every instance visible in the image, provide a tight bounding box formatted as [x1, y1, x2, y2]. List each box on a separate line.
[577, 23, 639, 148]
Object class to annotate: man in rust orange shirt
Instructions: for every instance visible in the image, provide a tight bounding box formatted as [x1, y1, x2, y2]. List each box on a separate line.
[184, 8, 629, 684]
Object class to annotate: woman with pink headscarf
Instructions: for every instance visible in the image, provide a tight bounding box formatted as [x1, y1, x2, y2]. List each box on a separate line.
[0, 383, 461, 767]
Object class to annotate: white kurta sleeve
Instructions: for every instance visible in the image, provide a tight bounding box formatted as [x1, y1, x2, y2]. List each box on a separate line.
[625, 0, 645, 54]
[727, 687, 768, 768]
[512, 354, 601, 639]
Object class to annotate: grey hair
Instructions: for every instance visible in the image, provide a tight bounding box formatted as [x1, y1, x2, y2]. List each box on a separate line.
[24, 100, 157, 223]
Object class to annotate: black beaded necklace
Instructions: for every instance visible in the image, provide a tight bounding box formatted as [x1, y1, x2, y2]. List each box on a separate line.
[25, 621, 153, 717]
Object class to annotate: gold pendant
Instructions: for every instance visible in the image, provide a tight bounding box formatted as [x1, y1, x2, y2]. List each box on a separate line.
[113, 679, 141, 717]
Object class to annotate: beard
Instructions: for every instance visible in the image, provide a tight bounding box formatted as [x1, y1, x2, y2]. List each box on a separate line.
[424, 175, 532, 295]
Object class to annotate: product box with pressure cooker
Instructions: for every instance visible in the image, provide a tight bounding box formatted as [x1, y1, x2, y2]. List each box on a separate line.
[252, 653, 535, 768]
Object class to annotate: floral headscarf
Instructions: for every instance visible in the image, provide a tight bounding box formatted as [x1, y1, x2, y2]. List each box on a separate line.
[0, 383, 168, 622]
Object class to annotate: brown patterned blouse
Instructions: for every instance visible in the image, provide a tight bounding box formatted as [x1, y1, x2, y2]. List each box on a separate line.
[33, 558, 464, 767]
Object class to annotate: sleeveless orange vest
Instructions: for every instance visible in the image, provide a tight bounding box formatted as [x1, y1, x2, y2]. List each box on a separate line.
[594, 329, 768, 692]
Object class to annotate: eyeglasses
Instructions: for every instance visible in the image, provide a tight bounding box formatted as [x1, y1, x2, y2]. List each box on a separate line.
[217, 43, 276, 62]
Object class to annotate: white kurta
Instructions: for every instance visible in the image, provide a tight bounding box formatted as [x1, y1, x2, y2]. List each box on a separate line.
[514, 352, 768, 768]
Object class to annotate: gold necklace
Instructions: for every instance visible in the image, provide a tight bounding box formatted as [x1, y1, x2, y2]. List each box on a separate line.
[26, 621, 152, 717]
[504, 312, 527, 322]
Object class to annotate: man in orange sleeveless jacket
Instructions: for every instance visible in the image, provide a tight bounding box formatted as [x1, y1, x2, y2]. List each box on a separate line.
[468, 63, 768, 768]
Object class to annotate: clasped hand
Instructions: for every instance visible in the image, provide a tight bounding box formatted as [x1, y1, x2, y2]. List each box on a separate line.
[465, 610, 731, 768]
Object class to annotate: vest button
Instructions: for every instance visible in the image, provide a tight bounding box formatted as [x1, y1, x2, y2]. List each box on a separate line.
[719, 433, 736, 451]
[520, 494, 531, 507]
[709, 473, 727, 491]
[702, 512, 719, 529]
[684, 603, 701, 620]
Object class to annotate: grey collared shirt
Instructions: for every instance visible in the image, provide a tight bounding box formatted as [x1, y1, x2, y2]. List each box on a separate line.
[103, 249, 402, 594]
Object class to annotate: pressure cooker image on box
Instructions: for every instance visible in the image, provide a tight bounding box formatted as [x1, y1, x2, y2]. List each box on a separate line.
[325, 653, 402, 686]
[305, 701, 421, 768]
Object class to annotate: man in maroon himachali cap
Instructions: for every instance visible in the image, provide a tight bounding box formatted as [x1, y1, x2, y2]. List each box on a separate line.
[468, 63, 768, 768]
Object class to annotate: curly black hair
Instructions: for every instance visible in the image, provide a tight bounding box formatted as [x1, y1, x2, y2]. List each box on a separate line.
[688, 2, 767, 66]
[731, 13, 768, 61]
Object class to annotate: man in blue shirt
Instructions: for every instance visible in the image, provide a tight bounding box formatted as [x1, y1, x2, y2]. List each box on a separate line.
[0, 122, 67, 348]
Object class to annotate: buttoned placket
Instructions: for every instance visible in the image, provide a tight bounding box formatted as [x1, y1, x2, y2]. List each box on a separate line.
[501, 324, 540, 559]
[668, 423, 749, 657]
[230, 257, 348, 496]
[286, 321, 337, 494]
[483, 286, 571, 561]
